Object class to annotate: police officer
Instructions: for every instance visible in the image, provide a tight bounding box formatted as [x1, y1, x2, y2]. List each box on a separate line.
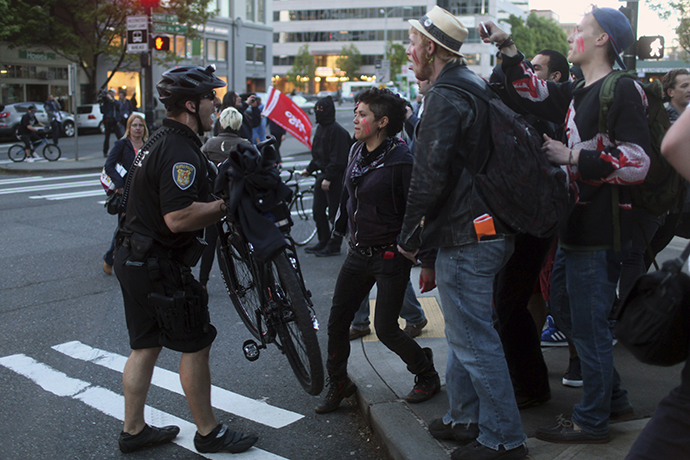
[113, 65, 258, 454]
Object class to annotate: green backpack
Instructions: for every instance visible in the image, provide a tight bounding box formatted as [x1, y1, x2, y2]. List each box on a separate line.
[593, 70, 684, 218]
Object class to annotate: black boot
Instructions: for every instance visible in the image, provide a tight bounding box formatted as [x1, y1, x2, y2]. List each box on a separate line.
[315, 236, 342, 257]
[305, 240, 328, 254]
[405, 347, 441, 403]
[315, 375, 357, 414]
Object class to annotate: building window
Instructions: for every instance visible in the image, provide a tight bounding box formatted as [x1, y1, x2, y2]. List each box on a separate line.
[1, 83, 24, 104]
[176, 36, 186, 58]
[273, 6, 427, 22]
[246, 0, 255, 22]
[246, 44, 255, 63]
[257, 0, 265, 23]
[217, 40, 227, 61]
[255, 45, 265, 63]
[207, 39, 217, 60]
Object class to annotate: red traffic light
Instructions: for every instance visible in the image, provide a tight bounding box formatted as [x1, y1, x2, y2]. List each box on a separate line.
[140, 0, 160, 8]
[154, 36, 170, 51]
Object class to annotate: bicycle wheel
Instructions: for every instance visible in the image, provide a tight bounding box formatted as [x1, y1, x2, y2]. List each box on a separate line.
[42, 143, 61, 161]
[216, 221, 264, 341]
[8, 144, 26, 162]
[289, 190, 317, 246]
[269, 250, 324, 395]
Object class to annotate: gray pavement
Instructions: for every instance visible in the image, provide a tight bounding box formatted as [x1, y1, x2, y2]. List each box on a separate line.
[2, 130, 685, 460]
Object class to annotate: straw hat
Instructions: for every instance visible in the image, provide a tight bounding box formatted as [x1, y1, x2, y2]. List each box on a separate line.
[409, 6, 468, 57]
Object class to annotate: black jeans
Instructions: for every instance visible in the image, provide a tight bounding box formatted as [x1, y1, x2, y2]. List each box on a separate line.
[103, 117, 123, 155]
[326, 248, 430, 378]
[198, 223, 219, 286]
[493, 232, 554, 399]
[313, 173, 343, 243]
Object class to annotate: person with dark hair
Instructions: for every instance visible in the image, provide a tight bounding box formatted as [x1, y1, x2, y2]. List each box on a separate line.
[532, 49, 570, 84]
[662, 68, 690, 123]
[483, 6, 649, 444]
[44, 94, 62, 145]
[101, 89, 123, 157]
[19, 105, 44, 161]
[302, 95, 351, 257]
[113, 65, 258, 455]
[315, 87, 440, 414]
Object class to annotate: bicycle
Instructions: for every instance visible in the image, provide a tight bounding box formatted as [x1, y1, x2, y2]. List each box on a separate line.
[282, 167, 317, 246]
[8, 129, 61, 162]
[216, 139, 324, 395]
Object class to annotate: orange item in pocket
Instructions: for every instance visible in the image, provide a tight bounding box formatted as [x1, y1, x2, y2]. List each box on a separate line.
[473, 213, 496, 241]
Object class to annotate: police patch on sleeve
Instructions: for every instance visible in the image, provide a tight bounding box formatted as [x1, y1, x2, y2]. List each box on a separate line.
[172, 162, 196, 190]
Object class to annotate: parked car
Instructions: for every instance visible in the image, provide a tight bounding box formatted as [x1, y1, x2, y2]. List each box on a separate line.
[0, 102, 75, 139]
[316, 90, 342, 104]
[290, 95, 316, 114]
[76, 104, 145, 134]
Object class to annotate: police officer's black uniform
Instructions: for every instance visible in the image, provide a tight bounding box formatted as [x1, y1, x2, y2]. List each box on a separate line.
[114, 118, 216, 353]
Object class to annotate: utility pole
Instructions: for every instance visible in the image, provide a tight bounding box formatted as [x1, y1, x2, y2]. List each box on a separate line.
[620, 1, 639, 71]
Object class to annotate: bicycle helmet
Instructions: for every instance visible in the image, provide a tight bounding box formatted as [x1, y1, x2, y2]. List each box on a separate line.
[156, 65, 226, 107]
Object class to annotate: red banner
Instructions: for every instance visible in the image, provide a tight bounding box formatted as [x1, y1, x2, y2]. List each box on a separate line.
[262, 87, 312, 150]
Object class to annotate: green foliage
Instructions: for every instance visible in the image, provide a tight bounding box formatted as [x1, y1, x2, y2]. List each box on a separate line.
[0, 0, 213, 101]
[336, 44, 362, 81]
[288, 44, 315, 92]
[504, 13, 569, 60]
[386, 42, 407, 81]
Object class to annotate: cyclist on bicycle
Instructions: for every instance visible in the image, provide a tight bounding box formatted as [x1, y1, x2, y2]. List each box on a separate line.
[19, 105, 44, 161]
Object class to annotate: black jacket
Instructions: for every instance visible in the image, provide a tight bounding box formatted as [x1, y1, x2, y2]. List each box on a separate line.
[399, 62, 495, 251]
[104, 138, 136, 190]
[306, 97, 350, 182]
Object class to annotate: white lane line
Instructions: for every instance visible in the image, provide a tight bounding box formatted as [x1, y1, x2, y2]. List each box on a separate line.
[52, 341, 303, 429]
[0, 173, 100, 185]
[30, 189, 105, 200]
[0, 179, 98, 195]
[0, 353, 287, 460]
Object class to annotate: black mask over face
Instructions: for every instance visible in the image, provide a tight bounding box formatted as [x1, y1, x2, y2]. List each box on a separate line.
[314, 96, 335, 125]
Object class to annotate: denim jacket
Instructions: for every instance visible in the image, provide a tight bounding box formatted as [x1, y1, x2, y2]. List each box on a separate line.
[398, 62, 495, 251]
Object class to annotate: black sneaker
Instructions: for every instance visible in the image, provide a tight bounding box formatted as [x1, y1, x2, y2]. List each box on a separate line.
[515, 391, 551, 410]
[349, 326, 371, 340]
[535, 415, 609, 444]
[451, 440, 528, 460]
[315, 377, 358, 414]
[405, 347, 440, 403]
[562, 357, 583, 388]
[194, 423, 258, 454]
[428, 418, 479, 444]
[305, 241, 327, 254]
[314, 245, 341, 257]
[118, 424, 180, 453]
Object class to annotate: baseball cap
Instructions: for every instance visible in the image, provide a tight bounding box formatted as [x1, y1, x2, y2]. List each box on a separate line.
[591, 7, 634, 69]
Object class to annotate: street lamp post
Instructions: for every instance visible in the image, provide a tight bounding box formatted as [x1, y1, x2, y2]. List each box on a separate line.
[381, 8, 389, 59]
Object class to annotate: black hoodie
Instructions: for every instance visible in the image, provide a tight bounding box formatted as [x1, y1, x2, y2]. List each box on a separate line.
[306, 96, 351, 181]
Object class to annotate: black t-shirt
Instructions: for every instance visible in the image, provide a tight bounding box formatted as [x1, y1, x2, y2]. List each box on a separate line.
[125, 119, 210, 249]
[19, 112, 36, 135]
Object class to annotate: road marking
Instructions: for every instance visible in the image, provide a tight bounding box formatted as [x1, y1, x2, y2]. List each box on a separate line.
[0, 173, 100, 185]
[0, 353, 287, 459]
[0, 179, 98, 195]
[30, 189, 105, 200]
[53, 341, 303, 429]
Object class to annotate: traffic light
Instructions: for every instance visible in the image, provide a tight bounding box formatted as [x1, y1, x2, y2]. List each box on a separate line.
[153, 36, 170, 51]
[638, 36, 665, 60]
[140, 0, 159, 8]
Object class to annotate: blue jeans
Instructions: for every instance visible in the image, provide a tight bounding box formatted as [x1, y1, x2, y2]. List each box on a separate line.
[351, 279, 426, 329]
[436, 238, 526, 451]
[619, 208, 664, 299]
[550, 246, 632, 435]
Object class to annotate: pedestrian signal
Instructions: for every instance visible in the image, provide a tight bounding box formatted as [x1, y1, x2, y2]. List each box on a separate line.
[153, 36, 170, 51]
[638, 36, 664, 60]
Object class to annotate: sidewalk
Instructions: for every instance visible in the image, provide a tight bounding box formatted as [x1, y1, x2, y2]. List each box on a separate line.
[0, 151, 106, 175]
[345, 266, 684, 460]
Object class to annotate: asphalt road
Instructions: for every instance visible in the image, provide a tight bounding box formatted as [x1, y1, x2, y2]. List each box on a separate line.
[0, 138, 388, 459]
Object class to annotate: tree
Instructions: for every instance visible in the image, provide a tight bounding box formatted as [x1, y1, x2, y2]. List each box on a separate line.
[336, 44, 362, 81]
[0, 0, 213, 102]
[504, 13, 569, 60]
[386, 42, 407, 82]
[288, 44, 316, 93]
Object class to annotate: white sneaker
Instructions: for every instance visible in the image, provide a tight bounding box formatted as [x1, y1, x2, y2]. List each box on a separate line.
[26, 157, 34, 163]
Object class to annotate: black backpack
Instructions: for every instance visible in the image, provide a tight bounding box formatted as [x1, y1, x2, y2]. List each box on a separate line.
[436, 74, 570, 238]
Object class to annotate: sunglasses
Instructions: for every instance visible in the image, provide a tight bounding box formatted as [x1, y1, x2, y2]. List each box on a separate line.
[200, 90, 216, 101]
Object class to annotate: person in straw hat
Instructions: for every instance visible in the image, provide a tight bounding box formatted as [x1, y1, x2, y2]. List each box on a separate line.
[397, 6, 528, 460]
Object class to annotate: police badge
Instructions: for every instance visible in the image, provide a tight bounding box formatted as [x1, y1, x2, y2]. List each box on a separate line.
[173, 162, 196, 190]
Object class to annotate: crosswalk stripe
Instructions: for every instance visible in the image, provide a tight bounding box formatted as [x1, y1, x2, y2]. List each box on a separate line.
[0, 353, 287, 459]
[30, 189, 105, 200]
[0, 179, 97, 195]
[0, 173, 100, 186]
[52, 341, 303, 429]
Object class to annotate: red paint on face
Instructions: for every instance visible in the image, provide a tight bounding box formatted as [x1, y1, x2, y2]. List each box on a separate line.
[410, 48, 420, 67]
[361, 118, 371, 135]
[576, 36, 585, 53]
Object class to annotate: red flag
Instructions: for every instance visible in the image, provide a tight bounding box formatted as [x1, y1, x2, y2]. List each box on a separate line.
[262, 87, 312, 150]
